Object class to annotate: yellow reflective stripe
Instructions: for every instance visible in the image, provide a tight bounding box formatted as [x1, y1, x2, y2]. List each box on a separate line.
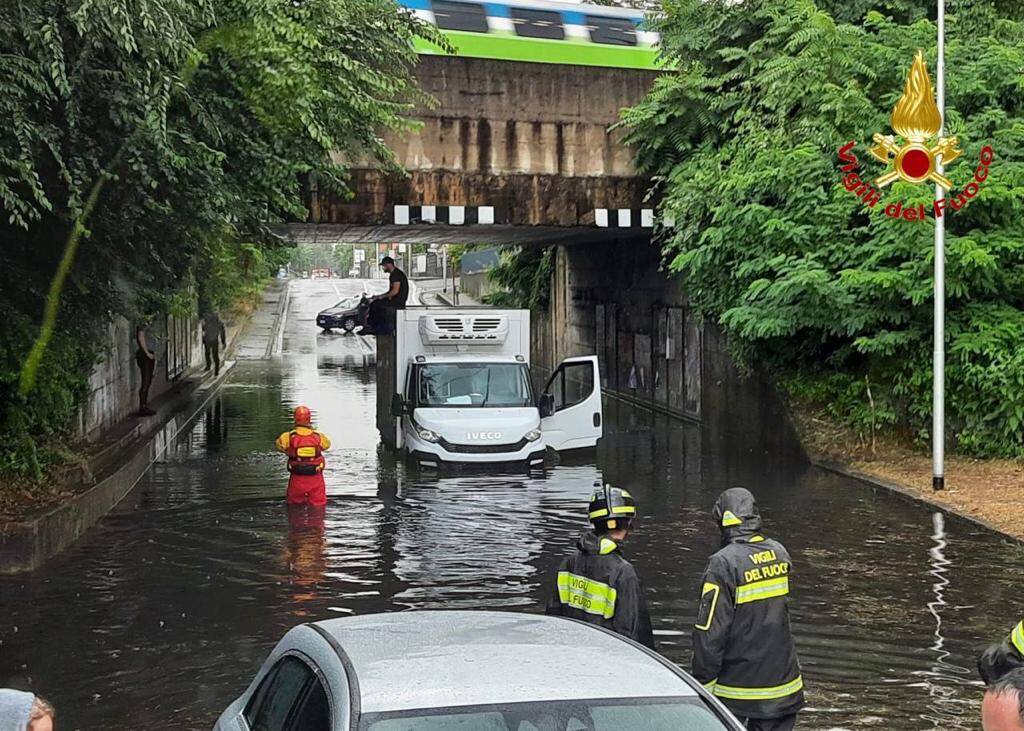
[735, 576, 789, 605]
[611, 505, 635, 515]
[1012, 621, 1024, 655]
[749, 535, 765, 543]
[296, 446, 318, 457]
[721, 510, 742, 527]
[589, 508, 609, 518]
[695, 582, 719, 631]
[702, 679, 718, 691]
[599, 538, 618, 555]
[557, 572, 617, 619]
[713, 676, 803, 701]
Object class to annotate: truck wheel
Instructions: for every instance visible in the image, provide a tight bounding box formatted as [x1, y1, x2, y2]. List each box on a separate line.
[342, 317, 357, 333]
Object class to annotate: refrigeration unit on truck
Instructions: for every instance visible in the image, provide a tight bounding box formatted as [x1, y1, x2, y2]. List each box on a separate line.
[376, 308, 603, 468]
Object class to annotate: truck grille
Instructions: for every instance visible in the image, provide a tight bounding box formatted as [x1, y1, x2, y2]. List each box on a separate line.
[432, 318, 464, 332]
[438, 437, 529, 454]
[472, 318, 502, 332]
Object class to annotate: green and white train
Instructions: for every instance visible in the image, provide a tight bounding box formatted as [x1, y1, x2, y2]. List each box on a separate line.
[400, 0, 662, 70]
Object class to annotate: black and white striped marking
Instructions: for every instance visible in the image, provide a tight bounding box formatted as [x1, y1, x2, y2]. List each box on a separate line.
[594, 208, 657, 228]
[394, 205, 496, 226]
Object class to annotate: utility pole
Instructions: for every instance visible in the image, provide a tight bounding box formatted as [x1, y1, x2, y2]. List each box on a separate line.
[933, 0, 946, 491]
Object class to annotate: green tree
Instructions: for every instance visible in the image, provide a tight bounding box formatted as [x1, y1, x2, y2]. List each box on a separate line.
[0, 0, 438, 478]
[622, 0, 1024, 455]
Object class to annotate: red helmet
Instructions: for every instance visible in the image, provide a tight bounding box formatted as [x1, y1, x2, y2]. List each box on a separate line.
[293, 405, 312, 426]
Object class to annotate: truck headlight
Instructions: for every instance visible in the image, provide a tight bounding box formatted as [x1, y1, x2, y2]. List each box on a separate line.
[525, 429, 542, 442]
[418, 428, 440, 443]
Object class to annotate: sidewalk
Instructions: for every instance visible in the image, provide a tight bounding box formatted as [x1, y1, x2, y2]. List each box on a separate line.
[415, 277, 482, 306]
[0, 280, 285, 573]
[792, 407, 1024, 541]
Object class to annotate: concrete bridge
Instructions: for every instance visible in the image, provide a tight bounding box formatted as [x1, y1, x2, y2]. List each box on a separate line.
[281, 55, 658, 244]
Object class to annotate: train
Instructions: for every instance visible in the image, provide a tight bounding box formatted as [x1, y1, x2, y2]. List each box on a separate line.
[398, 0, 662, 70]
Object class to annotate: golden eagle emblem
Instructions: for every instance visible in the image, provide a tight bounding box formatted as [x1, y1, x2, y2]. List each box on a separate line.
[869, 50, 962, 190]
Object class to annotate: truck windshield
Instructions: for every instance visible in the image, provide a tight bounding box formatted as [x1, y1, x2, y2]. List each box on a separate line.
[416, 363, 534, 408]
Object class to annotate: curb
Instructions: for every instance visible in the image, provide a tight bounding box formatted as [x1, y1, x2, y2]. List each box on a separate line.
[0, 366, 234, 574]
[265, 280, 290, 358]
[811, 458, 1023, 543]
[0, 280, 281, 574]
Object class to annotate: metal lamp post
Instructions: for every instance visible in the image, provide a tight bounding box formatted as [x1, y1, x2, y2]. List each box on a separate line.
[933, 0, 946, 491]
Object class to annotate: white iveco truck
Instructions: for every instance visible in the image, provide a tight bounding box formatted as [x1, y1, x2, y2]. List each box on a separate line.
[376, 308, 602, 469]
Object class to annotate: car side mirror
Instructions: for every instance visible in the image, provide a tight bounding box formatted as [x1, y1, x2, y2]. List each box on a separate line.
[390, 394, 406, 418]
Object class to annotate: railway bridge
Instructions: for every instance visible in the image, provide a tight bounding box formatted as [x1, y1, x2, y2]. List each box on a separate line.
[279, 0, 660, 246]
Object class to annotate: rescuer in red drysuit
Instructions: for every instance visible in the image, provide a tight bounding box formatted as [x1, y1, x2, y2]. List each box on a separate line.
[275, 406, 331, 506]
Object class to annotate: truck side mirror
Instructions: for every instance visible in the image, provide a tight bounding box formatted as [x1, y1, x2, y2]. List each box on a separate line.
[390, 394, 406, 418]
[538, 394, 554, 418]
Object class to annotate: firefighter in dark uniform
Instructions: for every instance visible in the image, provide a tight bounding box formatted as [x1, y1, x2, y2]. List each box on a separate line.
[692, 487, 804, 731]
[979, 619, 1024, 684]
[545, 484, 655, 649]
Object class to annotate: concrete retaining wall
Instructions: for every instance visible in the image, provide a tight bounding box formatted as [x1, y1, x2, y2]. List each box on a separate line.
[534, 240, 805, 459]
[75, 314, 201, 443]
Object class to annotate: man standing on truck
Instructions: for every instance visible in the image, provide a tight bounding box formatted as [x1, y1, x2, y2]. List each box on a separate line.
[692, 487, 804, 731]
[275, 406, 331, 507]
[545, 484, 655, 649]
[360, 256, 409, 335]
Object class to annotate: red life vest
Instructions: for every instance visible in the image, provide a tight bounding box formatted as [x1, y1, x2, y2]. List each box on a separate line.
[287, 430, 325, 476]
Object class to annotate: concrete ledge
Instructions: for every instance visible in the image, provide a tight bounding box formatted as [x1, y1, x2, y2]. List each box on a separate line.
[812, 459, 1022, 543]
[0, 366, 233, 574]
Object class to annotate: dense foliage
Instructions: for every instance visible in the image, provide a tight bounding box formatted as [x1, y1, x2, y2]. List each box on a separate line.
[623, 0, 1024, 455]
[484, 246, 556, 309]
[0, 0, 434, 478]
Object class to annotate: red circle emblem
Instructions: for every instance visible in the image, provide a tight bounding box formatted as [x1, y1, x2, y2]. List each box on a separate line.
[899, 148, 931, 179]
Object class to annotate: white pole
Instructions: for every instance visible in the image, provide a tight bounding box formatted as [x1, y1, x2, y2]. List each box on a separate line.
[933, 0, 946, 491]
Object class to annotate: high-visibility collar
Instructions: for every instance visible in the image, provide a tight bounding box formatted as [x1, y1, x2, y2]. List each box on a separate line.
[599, 538, 618, 555]
[1012, 620, 1024, 655]
[748, 535, 766, 543]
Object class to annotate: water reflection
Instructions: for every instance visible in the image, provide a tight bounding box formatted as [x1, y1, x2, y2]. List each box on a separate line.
[285, 504, 327, 612]
[0, 282, 1018, 729]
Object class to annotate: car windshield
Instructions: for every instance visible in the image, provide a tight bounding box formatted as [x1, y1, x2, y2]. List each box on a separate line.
[359, 697, 729, 730]
[333, 297, 359, 309]
[415, 363, 533, 408]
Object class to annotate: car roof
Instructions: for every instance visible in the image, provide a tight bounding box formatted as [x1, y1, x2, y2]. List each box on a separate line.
[312, 610, 695, 714]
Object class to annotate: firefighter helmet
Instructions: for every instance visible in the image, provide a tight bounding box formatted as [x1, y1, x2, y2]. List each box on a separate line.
[293, 405, 312, 426]
[588, 483, 637, 532]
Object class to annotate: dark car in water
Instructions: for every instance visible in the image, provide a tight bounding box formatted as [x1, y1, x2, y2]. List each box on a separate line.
[316, 295, 369, 333]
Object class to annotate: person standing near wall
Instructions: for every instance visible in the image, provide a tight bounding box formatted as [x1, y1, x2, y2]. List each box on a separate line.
[135, 319, 159, 416]
[202, 310, 227, 377]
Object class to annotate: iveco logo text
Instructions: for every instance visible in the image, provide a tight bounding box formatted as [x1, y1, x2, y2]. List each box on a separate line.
[468, 432, 503, 440]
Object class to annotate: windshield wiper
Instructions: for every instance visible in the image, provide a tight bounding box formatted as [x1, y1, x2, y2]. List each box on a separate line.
[479, 367, 493, 407]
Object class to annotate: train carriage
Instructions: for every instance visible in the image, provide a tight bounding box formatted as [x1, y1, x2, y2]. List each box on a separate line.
[400, 0, 662, 70]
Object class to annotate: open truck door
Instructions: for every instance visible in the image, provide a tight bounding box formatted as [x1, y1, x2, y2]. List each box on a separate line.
[540, 355, 602, 451]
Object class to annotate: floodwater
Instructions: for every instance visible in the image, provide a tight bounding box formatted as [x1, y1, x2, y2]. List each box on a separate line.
[1, 279, 1020, 730]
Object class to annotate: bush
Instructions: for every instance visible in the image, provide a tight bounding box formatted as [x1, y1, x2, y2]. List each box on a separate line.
[623, 0, 1024, 456]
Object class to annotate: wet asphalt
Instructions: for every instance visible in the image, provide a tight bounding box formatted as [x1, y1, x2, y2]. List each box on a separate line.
[0, 278, 1020, 730]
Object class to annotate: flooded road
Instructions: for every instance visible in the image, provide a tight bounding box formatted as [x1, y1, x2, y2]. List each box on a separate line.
[1, 279, 1020, 730]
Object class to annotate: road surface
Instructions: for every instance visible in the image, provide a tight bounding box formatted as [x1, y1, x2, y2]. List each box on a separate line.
[0, 278, 1014, 729]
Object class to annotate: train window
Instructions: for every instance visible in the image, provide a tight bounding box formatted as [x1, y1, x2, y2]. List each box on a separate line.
[511, 8, 565, 40]
[432, 0, 489, 33]
[586, 16, 638, 46]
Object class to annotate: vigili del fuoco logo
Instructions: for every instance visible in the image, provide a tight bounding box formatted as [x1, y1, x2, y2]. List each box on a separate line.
[836, 50, 994, 221]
